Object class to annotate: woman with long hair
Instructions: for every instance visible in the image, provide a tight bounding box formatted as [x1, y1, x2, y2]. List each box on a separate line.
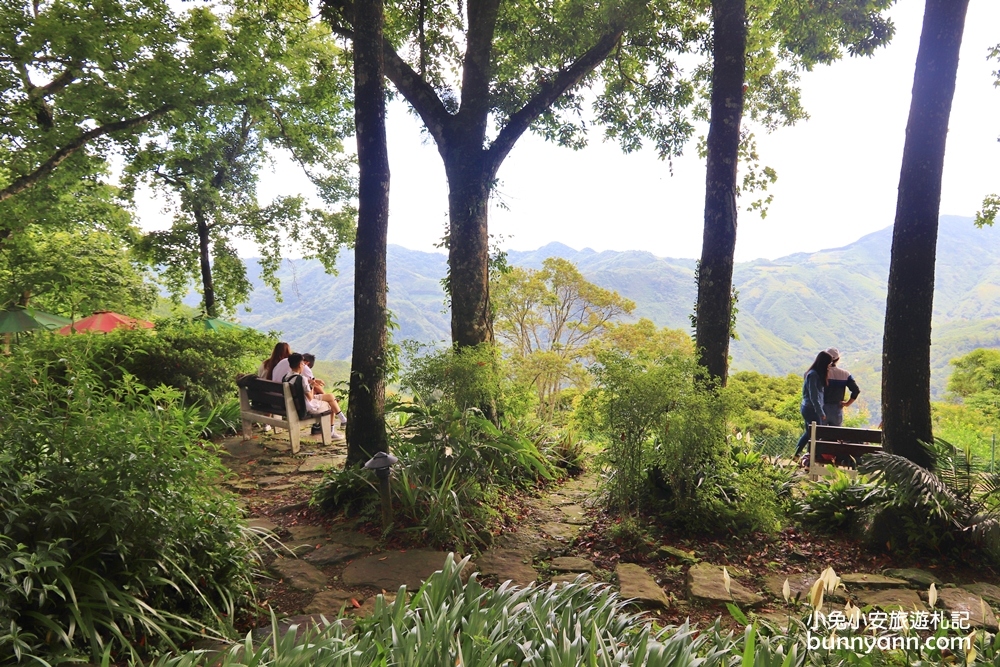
[794, 350, 833, 457]
[258, 342, 291, 379]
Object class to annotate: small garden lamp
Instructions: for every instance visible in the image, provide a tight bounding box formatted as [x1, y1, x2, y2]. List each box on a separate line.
[364, 451, 397, 529]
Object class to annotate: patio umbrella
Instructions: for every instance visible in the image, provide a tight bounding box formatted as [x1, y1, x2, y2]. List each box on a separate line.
[197, 317, 246, 332]
[57, 311, 154, 334]
[0, 306, 71, 334]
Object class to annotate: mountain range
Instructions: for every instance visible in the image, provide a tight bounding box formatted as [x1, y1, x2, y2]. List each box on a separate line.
[239, 215, 1000, 409]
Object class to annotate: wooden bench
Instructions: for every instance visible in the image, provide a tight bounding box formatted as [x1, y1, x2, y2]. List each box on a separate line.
[808, 423, 883, 480]
[237, 376, 332, 453]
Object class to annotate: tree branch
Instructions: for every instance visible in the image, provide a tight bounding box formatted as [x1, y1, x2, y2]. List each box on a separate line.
[458, 0, 500, 133]
[0, 104, 174, 203]
[485, 26, 624, 177]
[381, 40, 452, 148]
[321, 0, 452, 148]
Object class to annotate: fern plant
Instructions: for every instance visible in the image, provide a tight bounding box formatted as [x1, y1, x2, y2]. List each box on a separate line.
[859, 438, 1000, 559]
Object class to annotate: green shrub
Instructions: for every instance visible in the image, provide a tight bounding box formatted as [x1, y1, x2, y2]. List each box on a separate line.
[13, 318, 272, 405]
[314, 402, 555, 549]
[0, 351, 258, 663]
[794, 468, 878, 534]
[401, 342, 536, 424]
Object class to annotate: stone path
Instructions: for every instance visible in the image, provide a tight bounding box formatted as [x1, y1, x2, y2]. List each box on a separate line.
[220, 426, 1000, 636]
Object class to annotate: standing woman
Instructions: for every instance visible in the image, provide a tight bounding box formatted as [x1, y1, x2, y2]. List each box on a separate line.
[259, 342, 291, 380]
[794, 350, 833, 458]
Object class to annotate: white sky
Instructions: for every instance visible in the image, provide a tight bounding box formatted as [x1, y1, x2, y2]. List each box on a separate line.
[140, 0, 1000, 263]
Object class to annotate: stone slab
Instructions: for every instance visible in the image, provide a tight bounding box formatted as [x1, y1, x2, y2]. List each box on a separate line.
[938, 588, 999, 630]
[328, 530, 378, 549]
[266, 483, 295, 491]
[303, 589, 360, 616]
[558, 505, 588, 525]
[247, 518, 279, 534]
[271, 558, 328, 592]
[495, 532, 565, 558]
[282, 540, 320, 557]
[257, 475, 289, 486]
[298, 455, 347, 473]
[552, 573, 592, 585]
[964, 582, 1000, 606]
[262, 464, 299, 475]
[883, 568, 942, 587]
[288, 525, 328, 541]
[540, 522, 582, 542]
[476, 549, 537, 586]
[550, 557, 596, 574]
[305, 543, 366, 566]
[616, 563, 668, 610]
[840, 573, 909, 589]
[353, 594, 396, 618]
[342, 551, 466, 590]
[659, 545, 698, 564]
[686, 563, 763, 607]
[222, 439, 266, 458]
[858, 588, 926, 611]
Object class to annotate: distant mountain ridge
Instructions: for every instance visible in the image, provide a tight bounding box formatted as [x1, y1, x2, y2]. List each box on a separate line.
[239, 215, 1000, 405]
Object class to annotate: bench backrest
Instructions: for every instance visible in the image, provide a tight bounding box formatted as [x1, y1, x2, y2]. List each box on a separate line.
[813, 424, 883, 444]
[238, 376, 289, 416]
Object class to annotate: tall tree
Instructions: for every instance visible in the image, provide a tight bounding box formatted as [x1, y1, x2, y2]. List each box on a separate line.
[694, 0, 745, 385]
[124, 0, 356, 317]
[690, 0, 894, 384]
[882, 0, 971, 467]
[321, 0, 701, 348]
[345, 0, 391, 467]
[0, 0, 227, 205]
[492, 257, 634, 418]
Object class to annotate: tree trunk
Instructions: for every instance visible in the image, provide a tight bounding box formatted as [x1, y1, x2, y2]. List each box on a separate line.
[695, 0, 746, 387]
[445, 155, 493, 348]
[193, 206, 217, 318]
[882, 0, 969, 468]
[345, 0, 391, 468]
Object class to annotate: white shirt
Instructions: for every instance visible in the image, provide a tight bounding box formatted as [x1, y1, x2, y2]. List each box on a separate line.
[271, 358, 314, 386]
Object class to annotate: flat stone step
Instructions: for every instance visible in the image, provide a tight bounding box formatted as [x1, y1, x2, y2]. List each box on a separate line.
[271, 558, 328, 592]
[616, 563, 668, 610]
[299, 455, 347, 473]
[305, 542, 367, 566]
[552, 573, 592, 585]
[964, 582, 1000, 606]
[840, 573, 908, 589]
[342, 551, 467, 590]
[883, 568, 942, 587]
[477, 549, 537, 587]
[550, 556, 595, 574]
[288, 525, 327, 541]
[687, 563, 763, 607]
[303, 589, 360, 616]
[857, 589, 926, 611]
[938, 588, 999, 631]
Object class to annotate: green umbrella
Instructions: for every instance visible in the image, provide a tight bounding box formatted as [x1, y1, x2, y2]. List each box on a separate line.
[0, 306, 70, 334]
[197, 317, 247, 332]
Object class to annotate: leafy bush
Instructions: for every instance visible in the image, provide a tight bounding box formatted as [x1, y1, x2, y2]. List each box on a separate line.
[794, 468, 878, 534]
[0, 350, 259, 663]
[314, 401, 555, 549]
[15, 318, 272, 405]
[401, 342, 536, 423]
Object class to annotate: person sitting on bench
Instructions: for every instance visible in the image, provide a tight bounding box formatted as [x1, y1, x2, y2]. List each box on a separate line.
[283, 353, 338, 417]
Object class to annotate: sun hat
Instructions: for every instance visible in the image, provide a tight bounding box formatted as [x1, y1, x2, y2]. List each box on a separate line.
[826, 347, 840, 362]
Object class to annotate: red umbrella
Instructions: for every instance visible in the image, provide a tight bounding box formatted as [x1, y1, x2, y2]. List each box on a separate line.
[57, 311, 154, 334]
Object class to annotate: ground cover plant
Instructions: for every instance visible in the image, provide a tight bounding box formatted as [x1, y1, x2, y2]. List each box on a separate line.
[0, 346, 260, 664]
[148, 556, 999, 667]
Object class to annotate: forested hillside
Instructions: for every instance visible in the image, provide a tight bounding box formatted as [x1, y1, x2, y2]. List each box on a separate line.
[240, 215, 1000, 401]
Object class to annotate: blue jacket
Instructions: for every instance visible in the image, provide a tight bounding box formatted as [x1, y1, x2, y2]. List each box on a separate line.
[801, 370, 826, 421]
